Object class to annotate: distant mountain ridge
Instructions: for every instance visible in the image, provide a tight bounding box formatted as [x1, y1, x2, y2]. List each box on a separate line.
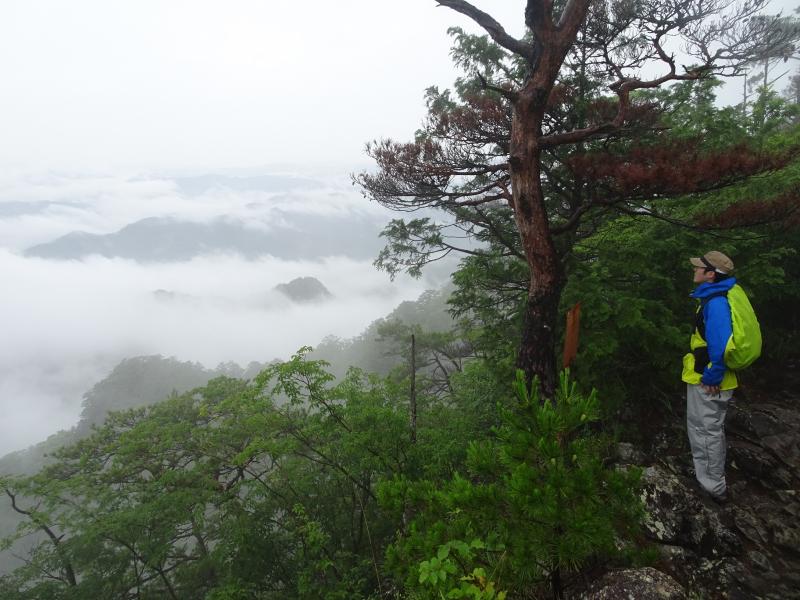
[25, 213, 385, 262]
[0, 356, 266, 478]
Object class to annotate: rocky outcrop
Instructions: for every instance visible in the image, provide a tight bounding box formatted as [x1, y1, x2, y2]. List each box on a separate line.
[633, 387, 800, 600]
[274, 277, 332, 303]
[585, 567, 686, 599]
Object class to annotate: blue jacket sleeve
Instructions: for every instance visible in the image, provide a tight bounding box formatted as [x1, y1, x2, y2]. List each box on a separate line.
[702, 296, 733, 386]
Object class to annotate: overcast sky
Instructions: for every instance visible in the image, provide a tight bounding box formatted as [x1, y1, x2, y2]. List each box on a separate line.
[0, 0, 528, 174]
[2, 0, 798, 174]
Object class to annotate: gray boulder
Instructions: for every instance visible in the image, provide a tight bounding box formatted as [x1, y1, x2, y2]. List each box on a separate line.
[585, 567, 686, 599]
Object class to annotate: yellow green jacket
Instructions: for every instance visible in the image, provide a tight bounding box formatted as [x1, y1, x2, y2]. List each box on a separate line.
[681, 278, 738, 390]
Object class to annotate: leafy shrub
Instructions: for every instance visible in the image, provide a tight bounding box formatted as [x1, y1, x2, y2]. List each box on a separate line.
[382, 371, 643, 599]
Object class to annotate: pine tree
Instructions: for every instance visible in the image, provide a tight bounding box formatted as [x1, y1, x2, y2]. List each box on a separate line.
[382, 371, 643, 599]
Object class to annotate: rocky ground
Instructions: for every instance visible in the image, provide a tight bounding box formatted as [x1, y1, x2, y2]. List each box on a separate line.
[590, 363, 800, 599]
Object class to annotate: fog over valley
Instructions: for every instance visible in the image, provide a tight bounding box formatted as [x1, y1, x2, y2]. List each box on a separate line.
[0, 0, 502, 461]
[0, 171, 445, 455]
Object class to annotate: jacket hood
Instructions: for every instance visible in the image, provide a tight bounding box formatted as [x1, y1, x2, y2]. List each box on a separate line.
[691, 276, 737, 299]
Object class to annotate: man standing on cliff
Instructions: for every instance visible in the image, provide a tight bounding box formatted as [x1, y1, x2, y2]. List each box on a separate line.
[682, 251, 738, 504]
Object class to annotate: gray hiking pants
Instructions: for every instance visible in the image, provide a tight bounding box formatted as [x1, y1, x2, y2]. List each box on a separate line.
[686, 384, 734, 497]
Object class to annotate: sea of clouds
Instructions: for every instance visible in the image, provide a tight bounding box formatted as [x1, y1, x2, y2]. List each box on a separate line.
[0, 170, 445, 455]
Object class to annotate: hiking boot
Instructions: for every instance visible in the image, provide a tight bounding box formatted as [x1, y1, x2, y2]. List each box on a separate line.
[710, 491, 729, 505]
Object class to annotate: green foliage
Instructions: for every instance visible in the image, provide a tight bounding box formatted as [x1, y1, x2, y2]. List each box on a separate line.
[0, 356, 265, 487]
[560, 98, 800, 403]
[562, 211, 800, 411]
[636, 78, 749, 149]
[0, 349, 514, 599]
[375, 218, 446, 279]
[311, 287, 458, 380]
[78, 355, 235, 430]
[418, 539, 507, 600]
[0, 354, 407, 599]
[561, 212, 695, 405]
[449, 249, 527, 371]
[382, 371, 643, 598]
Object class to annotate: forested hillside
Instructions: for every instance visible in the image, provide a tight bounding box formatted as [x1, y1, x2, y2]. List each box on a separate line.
[2, 1, 800, 598]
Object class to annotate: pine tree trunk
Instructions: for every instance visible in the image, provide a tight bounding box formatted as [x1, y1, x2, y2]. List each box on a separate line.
[510, 91, 564, 398]
[552, 565, 564, 600]
[518, 282, 562, 398]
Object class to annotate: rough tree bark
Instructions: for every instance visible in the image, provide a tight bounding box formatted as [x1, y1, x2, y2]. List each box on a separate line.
[489, 0, 590, 395]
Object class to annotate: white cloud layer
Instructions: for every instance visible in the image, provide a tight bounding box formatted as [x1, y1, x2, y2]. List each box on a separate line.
[0, 249, 436, 455]
[0, 169, 452, 456]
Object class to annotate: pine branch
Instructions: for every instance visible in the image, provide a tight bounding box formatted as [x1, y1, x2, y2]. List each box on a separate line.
[436, 0, 534, 59]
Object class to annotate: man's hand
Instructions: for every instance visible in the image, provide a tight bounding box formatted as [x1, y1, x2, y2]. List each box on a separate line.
[701, 384, 721, 395]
